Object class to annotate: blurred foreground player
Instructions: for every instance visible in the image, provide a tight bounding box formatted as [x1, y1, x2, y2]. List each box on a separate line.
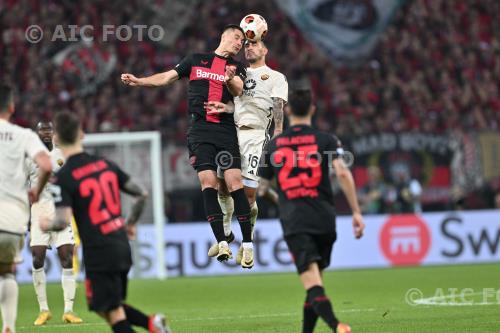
[258, 83, 365, 333]
[121, 25, 254, 268]
[40, 112, 171, 333]
[0, 84, 52, 333]
[26, 121, 82, 325]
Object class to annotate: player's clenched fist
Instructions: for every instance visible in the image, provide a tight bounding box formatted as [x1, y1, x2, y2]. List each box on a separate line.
[121, 73, 142, 86]
[224, 65, 236, 83]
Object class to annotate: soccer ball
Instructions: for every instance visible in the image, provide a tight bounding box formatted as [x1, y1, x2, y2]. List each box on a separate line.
[240, 14, 268, 42]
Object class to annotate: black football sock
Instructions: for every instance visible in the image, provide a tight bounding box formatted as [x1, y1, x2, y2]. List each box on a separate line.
[226, 231, 235, 243]
[307, 285, 339, 331]
[203, 188, 226, 242]
[111, 320, 136, 333]
[123, 304, 149, 329]
[231, 188, 252, 242]
[302, 295, 319, 333]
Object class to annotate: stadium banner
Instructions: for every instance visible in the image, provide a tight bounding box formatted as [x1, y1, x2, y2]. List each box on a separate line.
[450, 131, 500, 193]
[346, 132, 454, 204]
[275, 0, 406, 62]
[15, 210, 499, 282]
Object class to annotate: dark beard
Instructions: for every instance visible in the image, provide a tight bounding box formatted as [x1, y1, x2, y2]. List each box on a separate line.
[43, 141, 53, 151]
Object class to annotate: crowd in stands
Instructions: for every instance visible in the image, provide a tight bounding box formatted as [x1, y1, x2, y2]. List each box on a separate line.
[2, 0, 499, 141]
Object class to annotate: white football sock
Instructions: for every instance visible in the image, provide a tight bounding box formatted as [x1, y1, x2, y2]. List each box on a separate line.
[218, 240, 229, 248]
[61, 269, 76, 313]
[250, 201, 258, 240]
[1, 274, 18, 333]
[218, 194, 234, 237]
[242, 242, 253, 250]
[32, 267, 49, 312]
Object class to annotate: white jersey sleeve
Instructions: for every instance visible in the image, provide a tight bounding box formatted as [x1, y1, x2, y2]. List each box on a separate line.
[270, 72, 288, 102]
[234, 66, 289, 130]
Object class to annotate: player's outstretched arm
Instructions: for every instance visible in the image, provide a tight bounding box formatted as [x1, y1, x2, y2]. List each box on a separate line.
[333, 159, 365, 239]
[40, 207, 72, 232]
[29, 151, 53, 203]
[121, 69, 179, 87]
[271, 97, 285, 138]
[121, 180, 149, 240]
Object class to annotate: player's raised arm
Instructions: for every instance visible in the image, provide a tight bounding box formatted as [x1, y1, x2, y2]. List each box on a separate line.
[332, 157, 365, 239]
[121, 69, 179, 87]
[225, 65, 244, 96]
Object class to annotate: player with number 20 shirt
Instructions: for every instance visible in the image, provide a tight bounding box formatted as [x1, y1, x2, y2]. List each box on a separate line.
[42, 112, 170, 333]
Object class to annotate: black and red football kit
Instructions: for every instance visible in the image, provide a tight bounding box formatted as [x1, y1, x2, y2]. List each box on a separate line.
[53, 152, 132, 311]
[259, 125, 344, 273]
[174, 53, 246, 172]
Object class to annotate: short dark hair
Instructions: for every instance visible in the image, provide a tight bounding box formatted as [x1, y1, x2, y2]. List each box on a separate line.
[288, 79, 313, 117]
[223, 24, 245, 37]
[245, 39, 267, 49]
[54, 112, 80, 145]
[0, 84, 14, 113]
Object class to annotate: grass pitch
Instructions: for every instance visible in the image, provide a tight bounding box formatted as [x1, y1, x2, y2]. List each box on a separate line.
[12, 263, 500, 332]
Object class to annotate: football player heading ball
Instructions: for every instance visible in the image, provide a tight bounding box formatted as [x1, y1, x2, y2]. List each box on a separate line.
[206, 13, 288, 265]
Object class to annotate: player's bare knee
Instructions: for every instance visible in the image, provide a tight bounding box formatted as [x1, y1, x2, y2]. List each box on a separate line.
[218, 180, 230, 196]
[57, 244, 74, 269]
[244, 186, 257, 205]
[300, 263, 323, 289]
[31, 247, 47, 269]
[106, 306, 126, 325]
[59, 254, 73, 269]
[224, 170, 244, 192]
[198, 170, 218, 190]
[32, 257, 45, 270]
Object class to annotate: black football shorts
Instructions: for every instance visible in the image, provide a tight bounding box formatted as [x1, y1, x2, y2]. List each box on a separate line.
[285, 233, 337, 274]
[188, 141, 241, 172]
[85, 270, 129, 312]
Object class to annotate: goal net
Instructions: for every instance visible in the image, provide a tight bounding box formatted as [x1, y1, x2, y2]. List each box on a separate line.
[83, 131, 166, 279]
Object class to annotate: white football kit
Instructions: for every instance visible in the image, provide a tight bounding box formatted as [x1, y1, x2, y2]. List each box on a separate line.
[219, 65, 288, 187]
[0, 119, 48, 263]
[27, 147, 74, 248]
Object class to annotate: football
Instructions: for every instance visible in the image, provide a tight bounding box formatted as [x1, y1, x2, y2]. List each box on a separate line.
[240, 14, 268, 41]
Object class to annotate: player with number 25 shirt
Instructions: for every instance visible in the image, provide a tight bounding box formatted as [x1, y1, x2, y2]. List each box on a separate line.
[258, 83, 364, 333]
